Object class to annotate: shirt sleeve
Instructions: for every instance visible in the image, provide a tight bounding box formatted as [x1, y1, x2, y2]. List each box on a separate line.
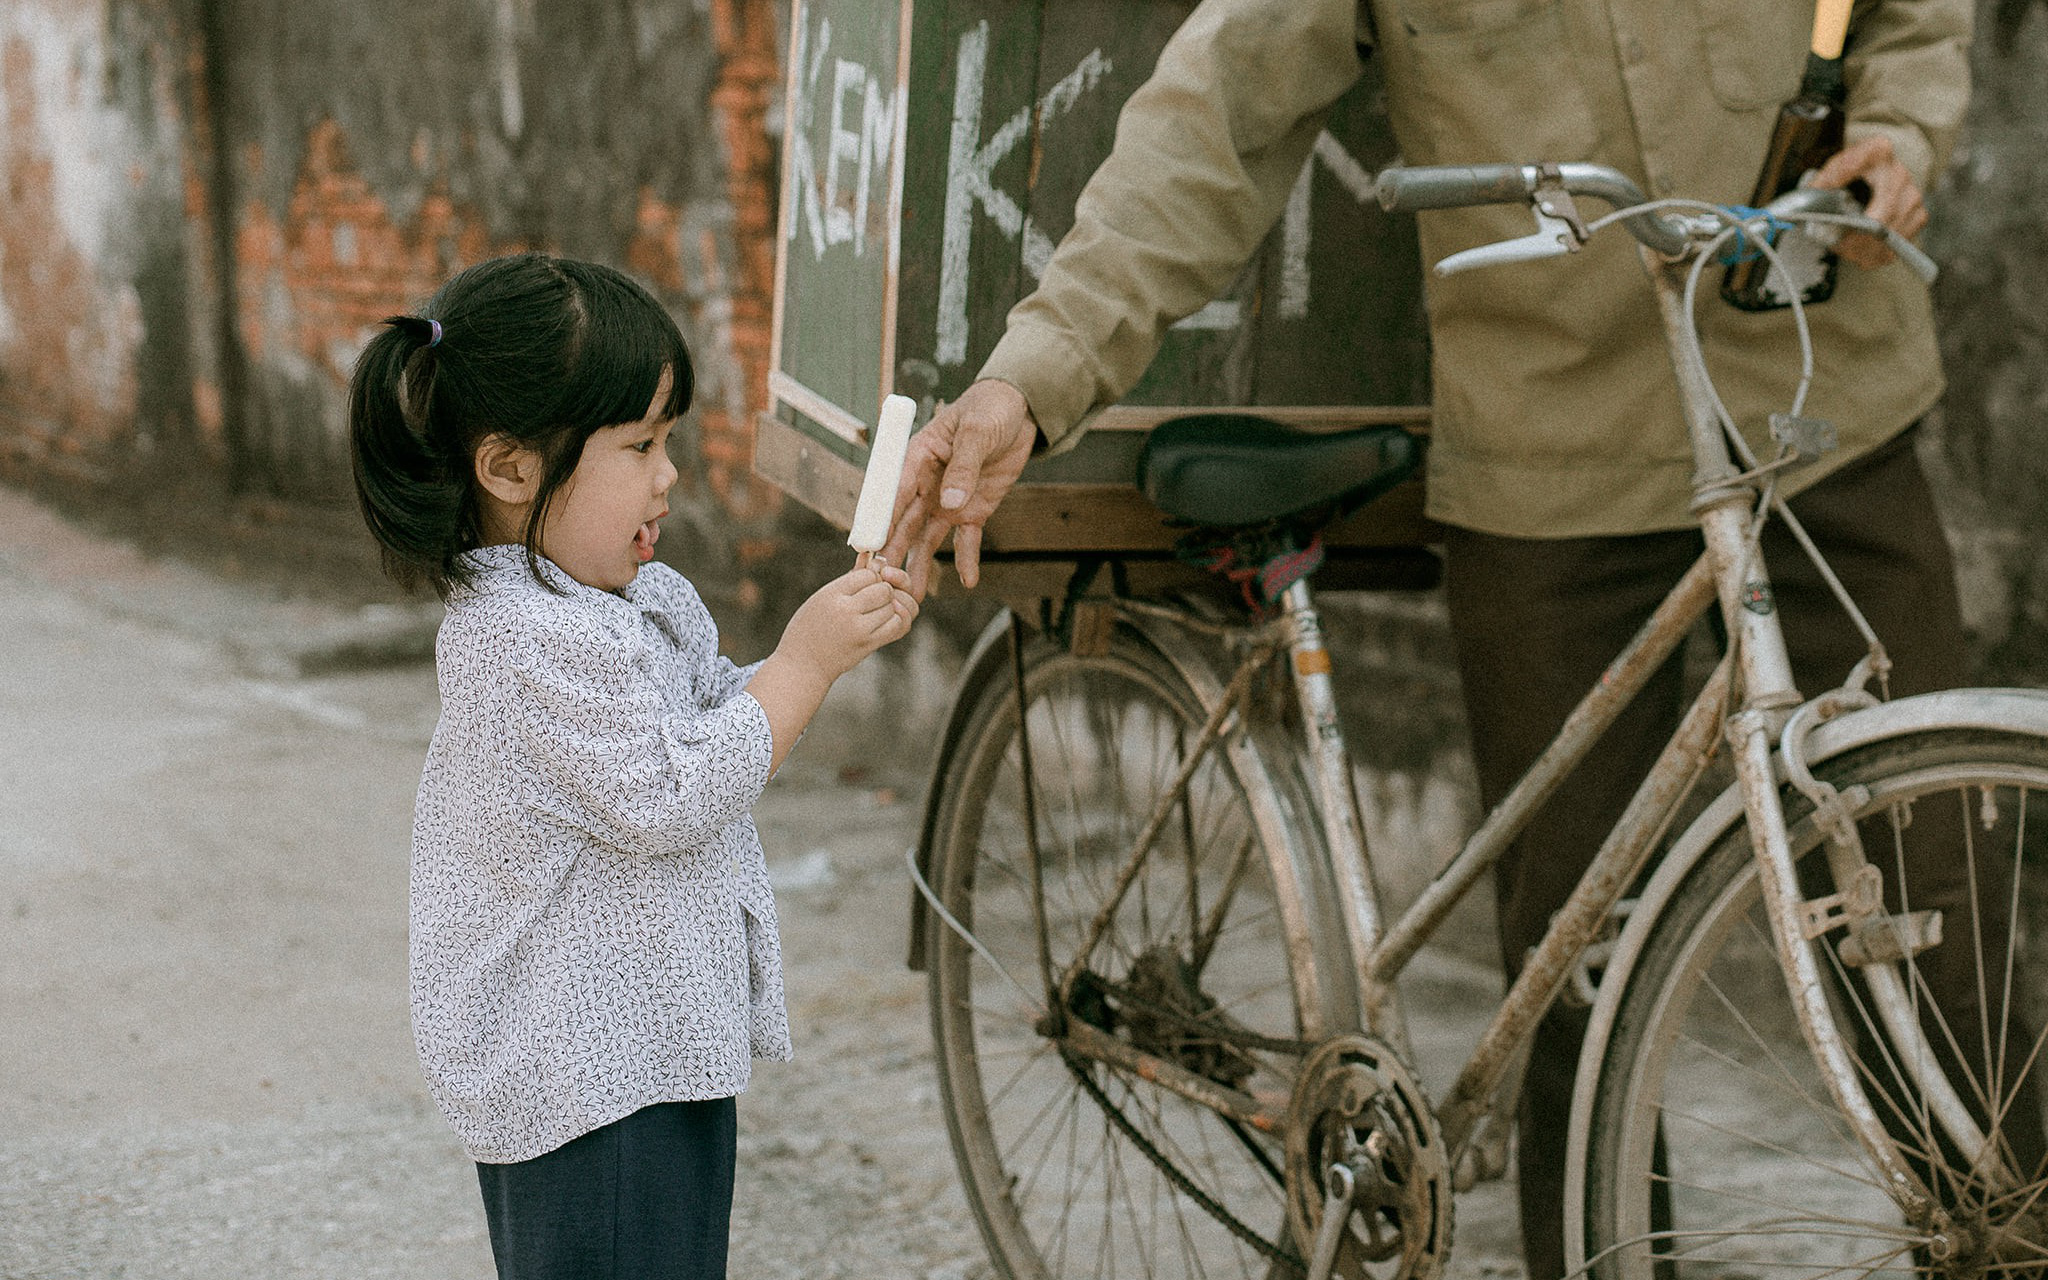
[977, 0, 1365, 447]
[673, 575, 763, 705]
[508, 618, 774, 859]
[1842, 0, 1973, 190]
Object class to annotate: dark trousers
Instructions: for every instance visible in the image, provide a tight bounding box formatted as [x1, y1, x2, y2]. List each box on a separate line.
[1443, 429, 2041, 1279]
[475, 1098, 738, 1280]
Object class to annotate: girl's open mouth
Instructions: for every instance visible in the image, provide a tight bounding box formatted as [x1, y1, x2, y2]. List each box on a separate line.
[634, 520, 660, 562]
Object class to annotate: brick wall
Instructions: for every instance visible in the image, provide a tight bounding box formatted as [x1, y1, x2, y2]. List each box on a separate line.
[0, 0, 821, 616]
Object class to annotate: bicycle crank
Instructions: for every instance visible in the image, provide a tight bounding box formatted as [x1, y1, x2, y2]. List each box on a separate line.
[1284, 1034, 1453, 1280]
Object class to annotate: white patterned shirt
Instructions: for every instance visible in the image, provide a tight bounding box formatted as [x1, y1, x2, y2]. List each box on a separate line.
[410, 544, 791, 1163]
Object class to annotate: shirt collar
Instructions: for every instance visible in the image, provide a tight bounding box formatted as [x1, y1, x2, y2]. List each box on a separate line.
[456, 544, 650, 615]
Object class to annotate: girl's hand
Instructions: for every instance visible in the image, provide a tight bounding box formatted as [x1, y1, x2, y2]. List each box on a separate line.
[777, 564, 918, 683]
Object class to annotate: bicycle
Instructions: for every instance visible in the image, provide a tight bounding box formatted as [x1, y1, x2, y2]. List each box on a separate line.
[903, 161, 2048, 1280]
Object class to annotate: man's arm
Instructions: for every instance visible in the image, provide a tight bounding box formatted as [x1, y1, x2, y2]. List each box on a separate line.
[883, 0, 1366, 594]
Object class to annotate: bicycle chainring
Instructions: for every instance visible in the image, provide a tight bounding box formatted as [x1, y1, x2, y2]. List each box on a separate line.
[1283, 1034, 1453, 1280]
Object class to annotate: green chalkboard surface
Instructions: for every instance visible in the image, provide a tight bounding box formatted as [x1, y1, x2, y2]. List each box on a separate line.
[762, 0, 1434, 563]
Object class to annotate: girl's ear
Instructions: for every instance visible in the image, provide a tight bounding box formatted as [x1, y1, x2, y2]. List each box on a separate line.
[474, 435, 542, 506]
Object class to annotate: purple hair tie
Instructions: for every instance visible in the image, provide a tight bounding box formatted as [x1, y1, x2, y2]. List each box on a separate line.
[426, 318, 443, 347]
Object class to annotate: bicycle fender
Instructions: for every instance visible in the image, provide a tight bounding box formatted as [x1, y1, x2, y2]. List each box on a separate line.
[1561, 686, 2048, 1273]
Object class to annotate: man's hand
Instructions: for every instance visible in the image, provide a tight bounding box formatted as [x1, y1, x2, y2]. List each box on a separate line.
[1811, 134, 1927, 269]
[879, 379, 1038, 599]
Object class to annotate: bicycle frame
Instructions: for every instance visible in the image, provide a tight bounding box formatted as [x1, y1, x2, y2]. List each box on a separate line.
[942, 170, 2032, 1262]
[1037, 247, 1969, 1220]
[1262, 244, 1949, 1212]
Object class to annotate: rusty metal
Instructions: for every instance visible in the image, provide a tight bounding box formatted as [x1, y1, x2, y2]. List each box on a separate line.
[1646, 248, 1803, 717]
[1280, 580, 1407, 1047]
[1778, 686, 2006, 1178]
[1285, 1033, 1452, 1280]
[1723, 707, 1936, 1216]
[1369, 553, 1718, 987]
[1439, 654, 1733, 1153]
[1057, 1018, 1288, 1133]
[1055, 647, 1271, 1006]
[1654, 246, 1945, 1212]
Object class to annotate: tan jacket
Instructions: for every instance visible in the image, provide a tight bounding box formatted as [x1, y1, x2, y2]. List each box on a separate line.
[979, 0, 1970, 537]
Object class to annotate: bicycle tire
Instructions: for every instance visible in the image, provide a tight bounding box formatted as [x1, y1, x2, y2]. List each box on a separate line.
[1580, 729, 2048, 1280]
[926, 619, 1363, 1280]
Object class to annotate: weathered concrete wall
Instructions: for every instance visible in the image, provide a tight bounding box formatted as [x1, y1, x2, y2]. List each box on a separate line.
[202, 0, 799, 615]
[0, 0, 207, 486]
[0, 0, 808, 625]
[1926, 0, 2048, 684]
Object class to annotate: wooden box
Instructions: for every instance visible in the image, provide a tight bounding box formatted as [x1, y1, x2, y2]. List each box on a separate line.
[755, 0, 1437, 595]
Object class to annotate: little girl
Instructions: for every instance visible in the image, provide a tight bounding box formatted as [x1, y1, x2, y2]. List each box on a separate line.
[347, 252, 916, 1279]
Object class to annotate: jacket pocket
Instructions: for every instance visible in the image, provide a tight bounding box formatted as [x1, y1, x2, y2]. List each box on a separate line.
[1685, 0, 1809, 111]
[1389, 0, 1597, 164]
[1392, 0, 1554, 36]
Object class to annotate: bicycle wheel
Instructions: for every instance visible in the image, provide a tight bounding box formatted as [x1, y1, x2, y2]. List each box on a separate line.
[927, 619, 1361, 1280]
[1582, 729, 2048, 1280]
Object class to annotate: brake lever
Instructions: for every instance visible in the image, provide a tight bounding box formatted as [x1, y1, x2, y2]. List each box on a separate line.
[1432, 207, 1581, 277]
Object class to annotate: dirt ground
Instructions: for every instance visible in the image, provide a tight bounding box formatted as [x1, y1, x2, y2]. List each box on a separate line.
[0, 485, 1521, 1279]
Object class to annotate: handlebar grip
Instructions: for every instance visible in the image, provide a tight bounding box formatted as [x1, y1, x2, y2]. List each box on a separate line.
[1374, 165, 1533, 213]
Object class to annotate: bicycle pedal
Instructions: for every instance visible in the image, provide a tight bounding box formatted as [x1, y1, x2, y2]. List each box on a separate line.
[1836, 909, 1944, 967]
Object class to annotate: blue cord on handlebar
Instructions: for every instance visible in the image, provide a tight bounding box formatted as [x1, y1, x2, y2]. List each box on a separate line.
[1717, 205, 1793, 265]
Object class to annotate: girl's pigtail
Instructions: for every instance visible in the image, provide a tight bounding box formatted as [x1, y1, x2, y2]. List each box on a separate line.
[348, 317, 469, 595]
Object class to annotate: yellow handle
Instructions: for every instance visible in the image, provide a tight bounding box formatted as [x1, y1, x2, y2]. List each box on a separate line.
[1810, 0, 1853, 58]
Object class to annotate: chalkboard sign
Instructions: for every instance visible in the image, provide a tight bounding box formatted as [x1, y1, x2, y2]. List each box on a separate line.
[758, 0, 1435, 567]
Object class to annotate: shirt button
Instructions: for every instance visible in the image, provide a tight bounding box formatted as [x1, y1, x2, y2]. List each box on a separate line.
[1623, 36, 1647, 63]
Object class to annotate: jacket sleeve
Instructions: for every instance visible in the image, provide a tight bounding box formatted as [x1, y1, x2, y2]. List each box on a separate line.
[977, 0, 1365, 448]
[1843, 0, 1973, 190]
[508, 617, 773, 858]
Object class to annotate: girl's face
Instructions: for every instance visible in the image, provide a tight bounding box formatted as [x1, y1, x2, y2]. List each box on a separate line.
[535, 375, 680, 594]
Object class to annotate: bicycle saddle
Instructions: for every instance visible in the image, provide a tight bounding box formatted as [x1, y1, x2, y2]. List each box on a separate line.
[1137, 414, 1421, 528]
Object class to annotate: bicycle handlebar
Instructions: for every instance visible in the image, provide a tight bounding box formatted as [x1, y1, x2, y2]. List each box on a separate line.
[1375, 162, 1691, 256]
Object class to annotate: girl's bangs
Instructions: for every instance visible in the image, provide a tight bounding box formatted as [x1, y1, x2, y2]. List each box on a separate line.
[556, 266, 695, 429]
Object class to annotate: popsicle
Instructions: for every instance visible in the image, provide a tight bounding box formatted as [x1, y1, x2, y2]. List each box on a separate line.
[847, 393, 917, 554]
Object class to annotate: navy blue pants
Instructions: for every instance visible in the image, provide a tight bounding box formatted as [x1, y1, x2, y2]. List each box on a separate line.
[475, 1098, 737, 1280]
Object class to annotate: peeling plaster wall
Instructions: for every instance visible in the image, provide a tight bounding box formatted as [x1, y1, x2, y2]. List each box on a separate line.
[204, 0, 779, 529]
[0, 0, 202, 483]
[0, 0, 801, 621]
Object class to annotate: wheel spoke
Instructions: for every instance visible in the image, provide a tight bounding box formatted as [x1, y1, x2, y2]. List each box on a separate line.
[1584, 740, 2048, 1280]
[928, 638, 1330, 1278]
[1646, 1170, 1925, 1239]
[1192, 832, 1263, 975]
[1658, 1101, 1893, 1192]
[1993, 785, 2029, 1148]
[1701, 954, 1862, 1151]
